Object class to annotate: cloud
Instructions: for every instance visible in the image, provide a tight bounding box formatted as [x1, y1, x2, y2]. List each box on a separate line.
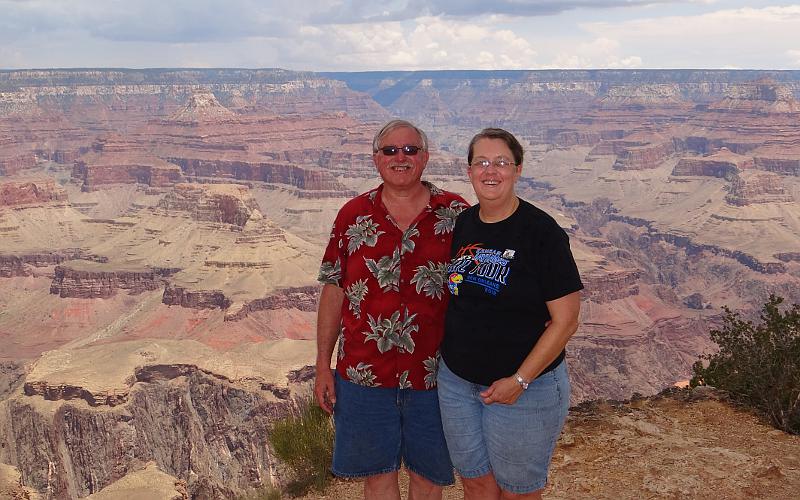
[1, 0, 798, 70]
[0, 0, 329, 44]
[309, 0, 701, 24]
[581, 5, 800, 68]
[288, 17, 539, 70]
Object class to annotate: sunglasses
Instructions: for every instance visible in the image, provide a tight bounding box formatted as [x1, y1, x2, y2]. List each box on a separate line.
[378, 145, 423, 156]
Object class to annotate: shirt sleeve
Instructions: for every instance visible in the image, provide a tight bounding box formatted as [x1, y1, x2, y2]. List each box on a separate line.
[317, 210, 346, 287]
[540, 224, 584, 302]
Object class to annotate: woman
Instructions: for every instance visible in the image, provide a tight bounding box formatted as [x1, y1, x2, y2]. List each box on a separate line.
[438, 128, 583, 499]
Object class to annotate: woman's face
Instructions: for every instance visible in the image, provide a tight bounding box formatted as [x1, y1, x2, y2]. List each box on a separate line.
[468, 137, 522, 205]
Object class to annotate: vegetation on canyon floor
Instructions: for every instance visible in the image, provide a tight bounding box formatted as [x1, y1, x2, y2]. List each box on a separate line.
[269, 396, 335, 497]
[691, 294, 800, 435]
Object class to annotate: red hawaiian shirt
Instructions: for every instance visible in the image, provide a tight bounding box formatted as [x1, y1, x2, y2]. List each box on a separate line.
[318, 182, 468, 389]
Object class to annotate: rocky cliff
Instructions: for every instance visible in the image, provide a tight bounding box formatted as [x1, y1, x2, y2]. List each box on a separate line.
[0, 179, 67, 207]
[156, 183, 260, 227]
[50, 265, 164, 298]
[1, 363, 310, 498]
[726, 170, 792, 205]
[0, 251, 107, 278]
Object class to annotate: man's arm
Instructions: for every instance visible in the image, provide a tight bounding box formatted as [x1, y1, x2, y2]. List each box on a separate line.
[315, 283, 345, 414]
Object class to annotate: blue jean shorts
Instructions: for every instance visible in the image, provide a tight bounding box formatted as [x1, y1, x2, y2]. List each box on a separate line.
[437, 359, 570, 494]
[331, 372, 455, 486]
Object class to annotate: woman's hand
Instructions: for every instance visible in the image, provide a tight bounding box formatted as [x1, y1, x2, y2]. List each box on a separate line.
[480, 376, 524, 405]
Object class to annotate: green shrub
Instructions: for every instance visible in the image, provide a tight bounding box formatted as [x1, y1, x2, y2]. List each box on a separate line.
[269, 396, 334, 496]
[691, 294, 800, 434]
[237, 485, 283, 500]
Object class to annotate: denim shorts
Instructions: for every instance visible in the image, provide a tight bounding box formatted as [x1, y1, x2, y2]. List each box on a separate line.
[437, 359, 570, 494]
[331, 372, 455, 486]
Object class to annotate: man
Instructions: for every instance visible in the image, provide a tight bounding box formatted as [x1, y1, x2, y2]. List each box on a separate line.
[315, 120, 468, 500]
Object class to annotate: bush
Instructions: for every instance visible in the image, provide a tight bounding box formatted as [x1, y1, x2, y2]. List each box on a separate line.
[237, 485, 283, 500]
[691, 294, 800, 434]
[269, 396, 335, 496]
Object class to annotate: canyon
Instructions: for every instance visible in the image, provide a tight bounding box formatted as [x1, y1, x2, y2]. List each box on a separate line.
[1, 68, 799, 497]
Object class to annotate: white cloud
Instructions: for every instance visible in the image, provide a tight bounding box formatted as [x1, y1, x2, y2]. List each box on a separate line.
[281, 16, 539, 71]
[581, 5, 800, 68]
[1, 0, 799, 70]
[546, 37, 642, 69]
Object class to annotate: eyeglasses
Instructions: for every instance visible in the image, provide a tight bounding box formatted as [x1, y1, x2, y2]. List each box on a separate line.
[378, 145, 423, 156]
[470, 158, 517, 170]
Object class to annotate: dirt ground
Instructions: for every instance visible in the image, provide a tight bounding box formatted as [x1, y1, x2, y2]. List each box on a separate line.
[299, 389, 800, 499]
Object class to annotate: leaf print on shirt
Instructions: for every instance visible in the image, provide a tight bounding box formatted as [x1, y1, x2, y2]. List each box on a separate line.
[426, 182, 444, 197]
[434, 200, 467, 235]
[401, 224, 420, 255]
[337, 326, 345, 360]
[346, 215, 385, 255]
[411, 261, 446, 299]
[346, 362, 378, 387]
[398, 370, 412, 389]
[364, 248, 401, 292]
[423, 355, 439, 389]
[364, 308, 418, 354]
[345, 279, 368, 319]
[318, 259, 341, 284]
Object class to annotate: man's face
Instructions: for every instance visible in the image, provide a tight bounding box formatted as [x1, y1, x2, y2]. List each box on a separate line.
[373, 126, 429, 191]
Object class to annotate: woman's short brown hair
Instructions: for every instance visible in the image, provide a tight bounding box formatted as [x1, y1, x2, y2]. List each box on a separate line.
[467, 128, 523, 166]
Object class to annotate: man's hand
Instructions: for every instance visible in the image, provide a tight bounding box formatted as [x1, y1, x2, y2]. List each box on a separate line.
[480, 376, 524, 405]
[315, 366, 336, 414]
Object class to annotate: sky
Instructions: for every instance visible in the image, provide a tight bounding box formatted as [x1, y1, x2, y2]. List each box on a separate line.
[1, 1, 799, 71]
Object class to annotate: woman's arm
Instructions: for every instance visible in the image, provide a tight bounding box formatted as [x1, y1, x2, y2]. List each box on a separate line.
[480, 290, 581, 405]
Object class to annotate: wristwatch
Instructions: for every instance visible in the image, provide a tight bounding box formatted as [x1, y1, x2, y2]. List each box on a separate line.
[514, 372, 529, 390]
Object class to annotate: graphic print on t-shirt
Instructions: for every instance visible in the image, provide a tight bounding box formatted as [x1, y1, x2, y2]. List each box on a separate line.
[448, 242, 515, 296]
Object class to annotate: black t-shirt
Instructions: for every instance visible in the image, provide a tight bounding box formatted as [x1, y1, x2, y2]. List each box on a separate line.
[441, 199, 583, 386]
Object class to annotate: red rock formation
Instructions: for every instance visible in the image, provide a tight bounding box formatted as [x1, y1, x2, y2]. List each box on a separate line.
[754, 156, 800, 176]
[726, 170, 792, 205]
[0, 150, 37, 176]
[0, 251, 107, 277]
[169, 157, 350, 193]
[599, 83, 687, 108]
[72, 136, 183, 191]
[156, 183, 260, 227]
[581, 269, 641, 302]
[170, 91, 235, 122]
[224, 286, 320, 321]
[613, 141, 677, 170]
[162, 284, 231, 309]
[708, 79, 800, 114]
[50, 266, 163, 298]
[672, 148, 753, 177]
[0, 179, 67, 207]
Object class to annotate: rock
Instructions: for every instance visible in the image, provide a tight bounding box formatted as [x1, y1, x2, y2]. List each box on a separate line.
[3, 365, 303, 498]
[684, 292, 705, 310]
[162, 284, 231, 309]
[582, 269, 641, 302]
[672, 148, 753, 178]
[50, 265, 163, 298]
[726, 170, 792, 205]
[169, 91, 235, 122]
[156, 183, 259, 227]
[0, 179, 68, 207]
